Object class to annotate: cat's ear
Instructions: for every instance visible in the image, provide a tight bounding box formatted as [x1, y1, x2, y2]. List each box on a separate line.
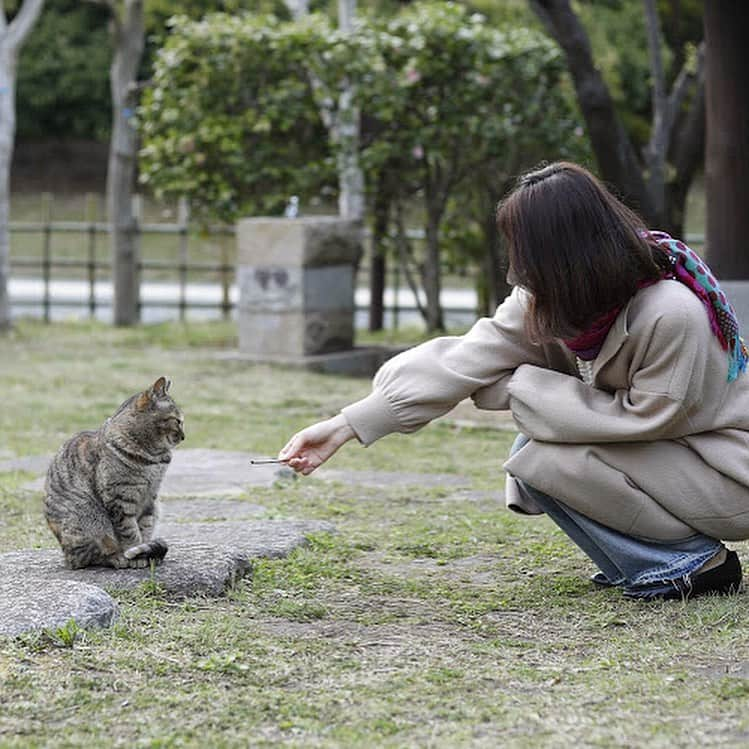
[136, 377, 171, 410]
[151, 376, 171, 397]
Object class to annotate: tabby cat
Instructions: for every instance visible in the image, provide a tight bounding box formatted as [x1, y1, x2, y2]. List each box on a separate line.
[44, 377, 185, 569]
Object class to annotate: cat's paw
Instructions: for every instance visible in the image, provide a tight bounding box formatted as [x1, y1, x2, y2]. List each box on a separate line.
[127, 557, 151, 569]
[147, 537, 169, 561]
[123, 539, 168, 565]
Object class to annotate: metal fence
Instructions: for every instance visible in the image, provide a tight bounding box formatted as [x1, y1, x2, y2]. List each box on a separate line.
[10, 196, 235, 323]
[8, 193, 707, 327]
[8, 197, 446, 327]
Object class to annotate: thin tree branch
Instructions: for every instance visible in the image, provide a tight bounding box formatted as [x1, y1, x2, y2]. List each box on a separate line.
[85, 0, 121, 39]
[666, 42, 704, 140]
[7, 0, 45, 50]
[529, 0, 654, 220]
[394, 199, 427, 321]
[122, 0, 144, 59]
[644, 0, 667, 124]
[670, 52, 705, 183]
[643, 0, 667, 215]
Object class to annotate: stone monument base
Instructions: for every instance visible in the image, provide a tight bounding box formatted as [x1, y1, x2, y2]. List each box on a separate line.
[216, 344, 406, 377]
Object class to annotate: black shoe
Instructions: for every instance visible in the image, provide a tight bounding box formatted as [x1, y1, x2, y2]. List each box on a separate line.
[622, 550, 743, 601]
[590, 571, 616, 588]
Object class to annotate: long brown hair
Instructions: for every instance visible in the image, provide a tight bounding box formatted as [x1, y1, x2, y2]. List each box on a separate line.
[496, 162, 671, 341]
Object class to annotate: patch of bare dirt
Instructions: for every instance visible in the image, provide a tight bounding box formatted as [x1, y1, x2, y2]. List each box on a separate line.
[354, 551, 502, 586]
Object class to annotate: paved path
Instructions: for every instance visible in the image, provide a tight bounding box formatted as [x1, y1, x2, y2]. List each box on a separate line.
[0, 446, 488, 637]
[0, 449, 330, 636]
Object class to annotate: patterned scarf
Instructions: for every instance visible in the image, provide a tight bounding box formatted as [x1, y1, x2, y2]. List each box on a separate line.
[564, 231, 748, 382]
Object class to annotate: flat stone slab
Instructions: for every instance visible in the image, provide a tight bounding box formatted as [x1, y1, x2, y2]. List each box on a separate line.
[159, 450, 295, 497]
[0, 575, 118, 637]
[315, 468, 471, 489]
[160, 498, 268, 522]
[0, 543, 251, 602]
[1, 518, 331, 600]
[0, 517, 334, 636]
[19, 449, 294, 496]
[158, 519, 334, 558]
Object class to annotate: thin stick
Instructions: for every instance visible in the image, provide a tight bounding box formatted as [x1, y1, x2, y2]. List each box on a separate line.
[250, 458, 290, 465]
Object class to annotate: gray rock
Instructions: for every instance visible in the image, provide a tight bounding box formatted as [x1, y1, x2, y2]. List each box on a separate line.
[0, 575, 118, 637]
[0, 544, 251, 601]
[0, 516, 334, 636]
[158, 519, 335, 559]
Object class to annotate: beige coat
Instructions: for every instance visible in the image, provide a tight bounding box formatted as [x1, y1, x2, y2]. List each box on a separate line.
[342, 281, 749, 541]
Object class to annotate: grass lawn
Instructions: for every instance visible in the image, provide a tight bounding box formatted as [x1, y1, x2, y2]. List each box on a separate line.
[1, 319, 749, 748]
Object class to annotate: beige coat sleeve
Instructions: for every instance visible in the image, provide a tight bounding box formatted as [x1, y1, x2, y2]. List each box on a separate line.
[508, 303, 704, 443]
[341, 287, 545, 446]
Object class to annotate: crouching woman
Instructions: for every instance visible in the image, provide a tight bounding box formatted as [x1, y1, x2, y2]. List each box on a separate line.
[279, 161, 749, 601]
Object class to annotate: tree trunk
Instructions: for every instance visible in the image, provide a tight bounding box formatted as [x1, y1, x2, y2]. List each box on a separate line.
[482, 200, 509, 315]
[664, 69, 705, 238]
[368, 174, 390, 331]
[530, 0, 654, 220]
[703, 2, 749, 278]
[643, 0, 667, 220]
[529, 0, 704, 237]
[286, 0, 365, 223]
[337, 87, 365, 222]
[337, 0, 365, 222]
[0, 47, 15, 331]
[108, 0, 144, 326]
[0, 0, 45, 331]
[422, 206, 444, 332]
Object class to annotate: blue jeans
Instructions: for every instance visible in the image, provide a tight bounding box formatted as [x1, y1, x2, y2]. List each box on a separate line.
[509, 434, 723, 588]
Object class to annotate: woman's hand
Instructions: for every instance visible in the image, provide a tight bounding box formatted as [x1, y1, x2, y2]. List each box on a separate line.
[278, 414, 356, 475]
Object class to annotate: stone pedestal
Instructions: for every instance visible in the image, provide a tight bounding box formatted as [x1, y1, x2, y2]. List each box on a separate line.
[237, 217, 362, 358]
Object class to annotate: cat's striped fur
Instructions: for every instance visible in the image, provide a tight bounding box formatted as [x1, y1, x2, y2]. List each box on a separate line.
[44, 377, 185, 569]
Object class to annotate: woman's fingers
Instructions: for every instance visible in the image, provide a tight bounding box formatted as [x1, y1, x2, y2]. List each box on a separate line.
[279, 430, 321, 474]
[286, 455, 309, 471]
[278, 416, 353, 475]
[286, 454, 320, 475]
[278, 431, 308, 461]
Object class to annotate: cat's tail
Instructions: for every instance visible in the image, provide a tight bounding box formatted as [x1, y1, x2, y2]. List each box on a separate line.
[123, 538, 169, 565]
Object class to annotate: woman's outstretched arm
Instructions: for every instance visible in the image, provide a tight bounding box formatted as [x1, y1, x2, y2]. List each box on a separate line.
[278, 414, 356, 475]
